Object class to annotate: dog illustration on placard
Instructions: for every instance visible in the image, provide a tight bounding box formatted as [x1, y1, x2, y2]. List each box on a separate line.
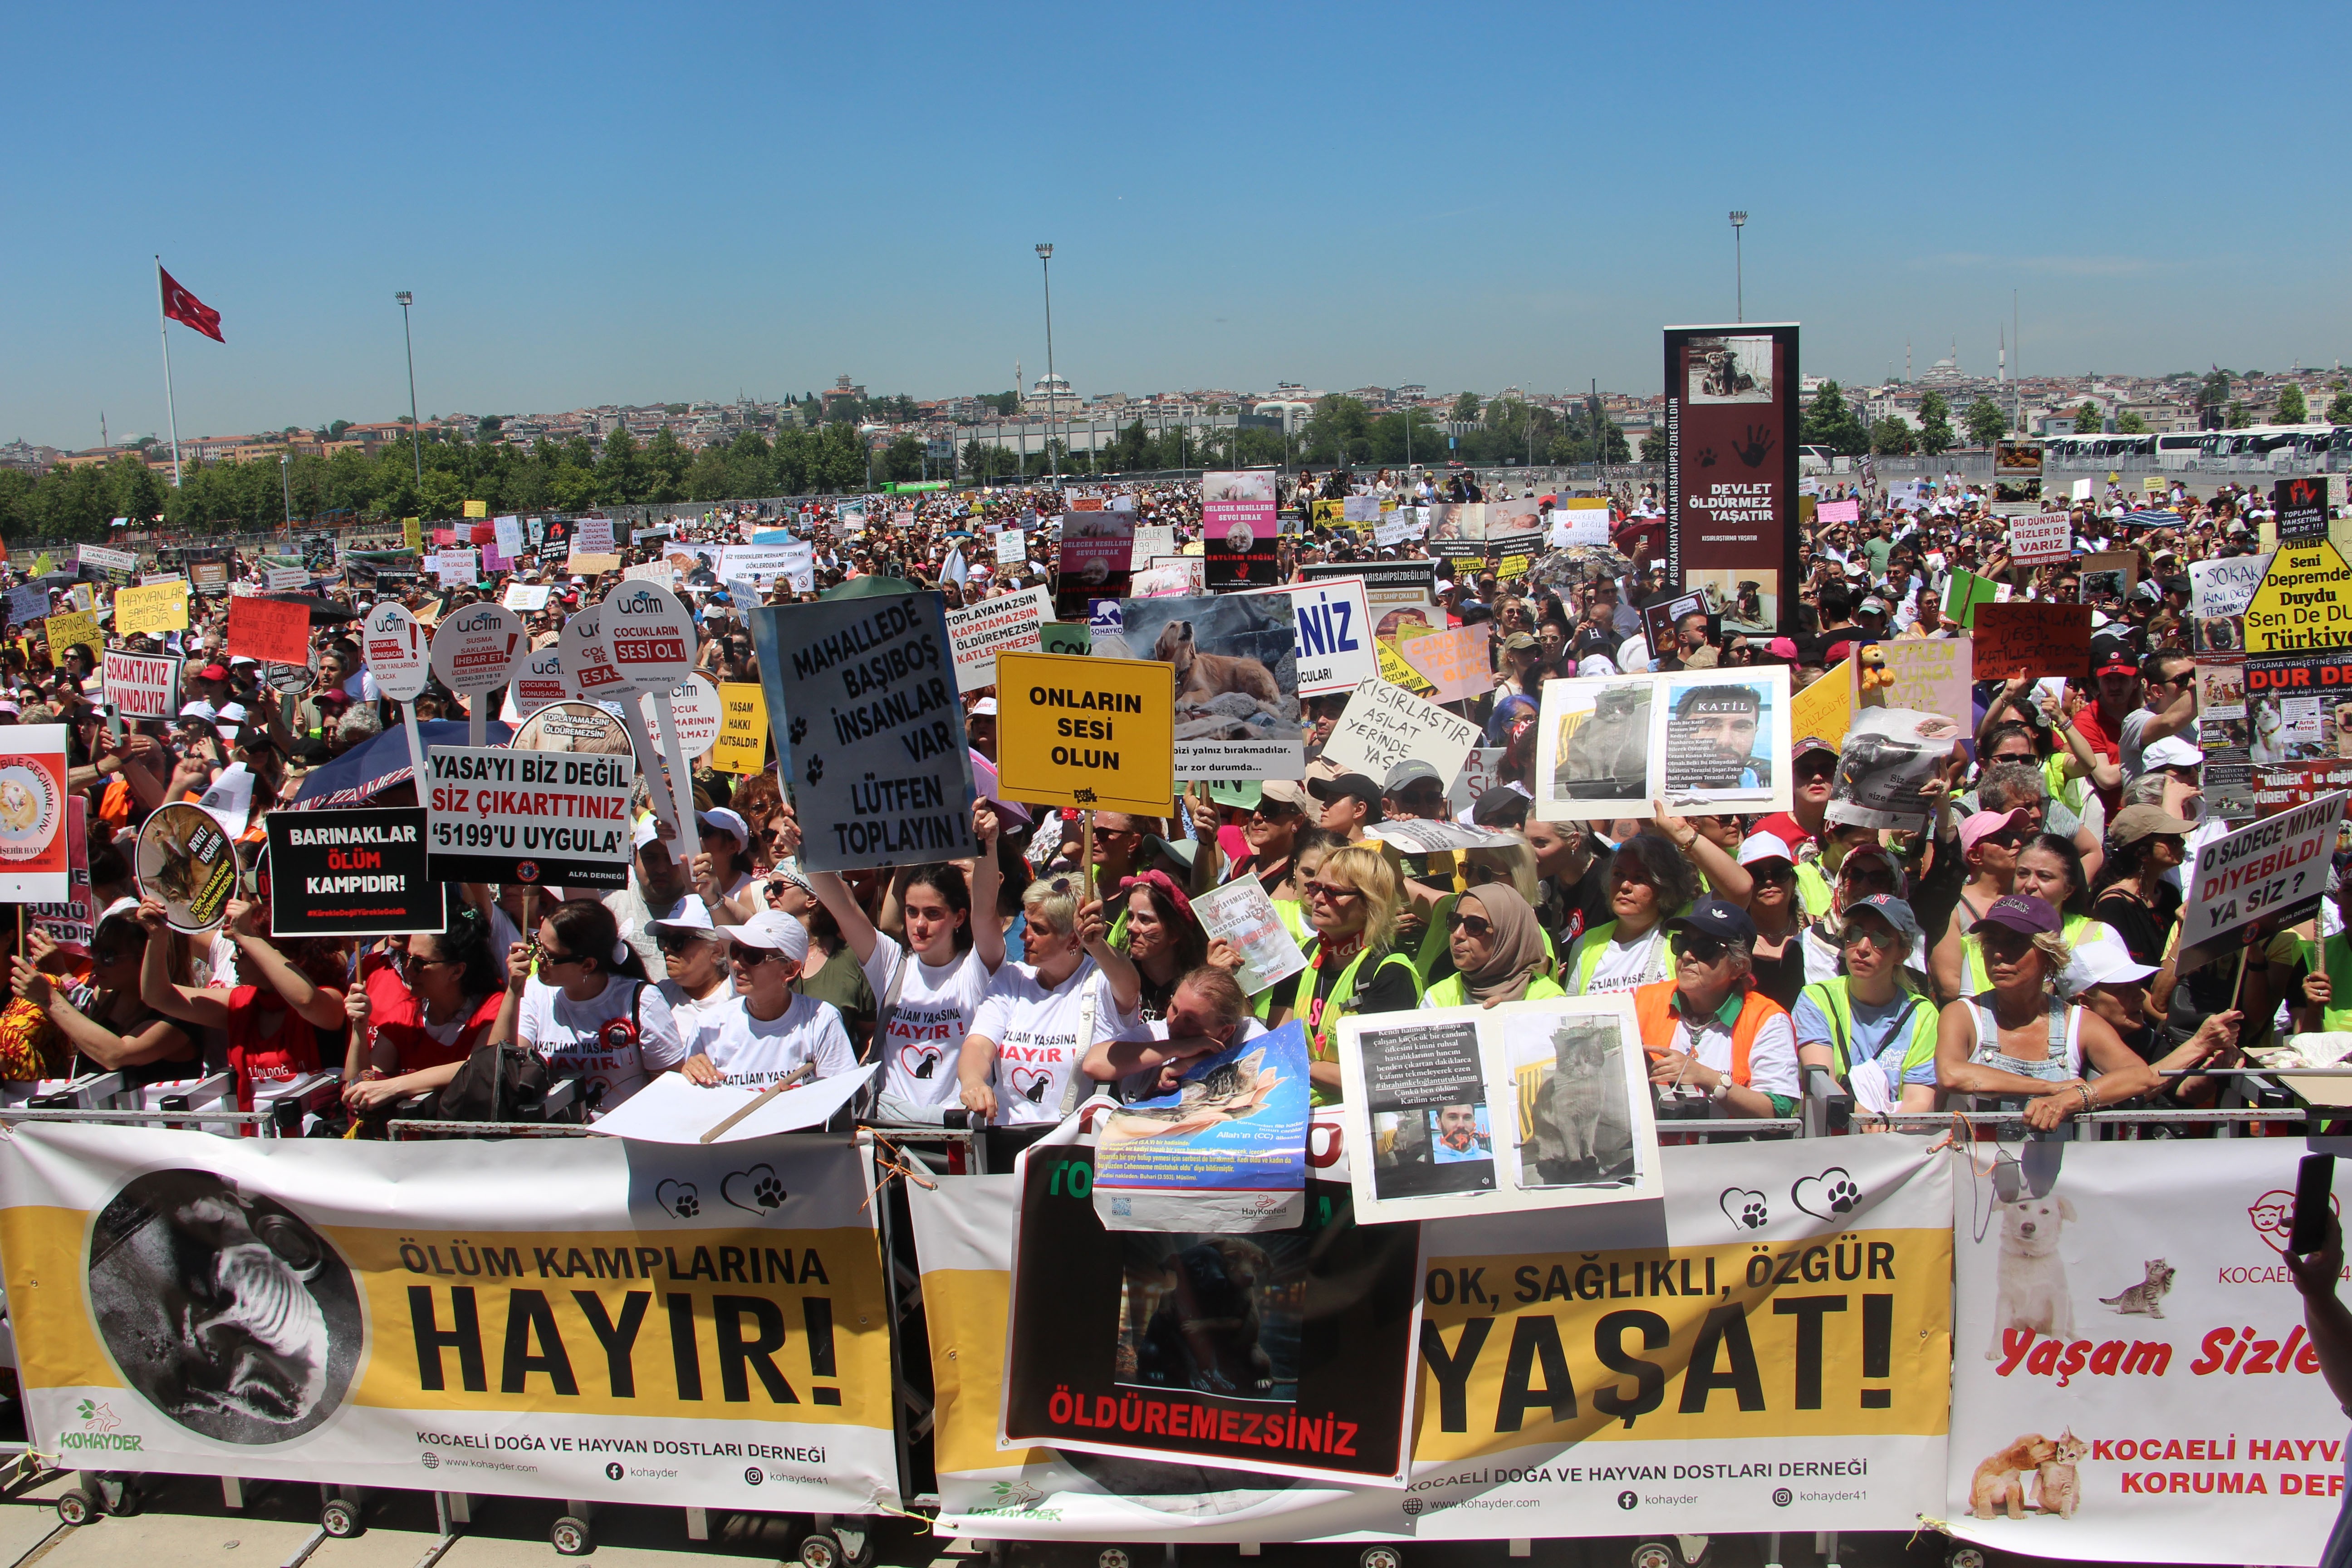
[1989, 1192, 2074, 1357]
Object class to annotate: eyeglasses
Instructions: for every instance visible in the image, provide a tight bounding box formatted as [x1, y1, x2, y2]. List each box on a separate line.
[1671, 933, 1727, 964]
[410, 953, 459, 969]
[1838, 925, 1896, 951]
[1303, 880, 1361, 903]
[728, 946, 776, 966]
[540, 947, 583, 969]
[1445, 912, 1493, 938]
[1250, 800, 1298, 819]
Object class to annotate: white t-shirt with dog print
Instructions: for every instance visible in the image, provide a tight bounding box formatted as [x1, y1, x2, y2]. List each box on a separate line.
[968, 957, 1127, 1125]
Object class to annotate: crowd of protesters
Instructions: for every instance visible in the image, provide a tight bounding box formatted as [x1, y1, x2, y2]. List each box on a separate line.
[3, 456, 2328, 1140]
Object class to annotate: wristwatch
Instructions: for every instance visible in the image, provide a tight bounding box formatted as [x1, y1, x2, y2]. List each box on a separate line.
[1710, 1078, 1731, 1104]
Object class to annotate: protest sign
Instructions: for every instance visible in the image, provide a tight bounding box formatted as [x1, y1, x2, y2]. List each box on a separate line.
[750, 596, 975, 872]
[943, 584, 1049, 692]
[996, 652, 1173, 815]
[25, 798, 91, 957]
[133, 799, 234, 930]
[1790, 656, 1855, 752]
[1816, 497, 1860, 527]
[710, 681, 769, 774]
[501, 582, 551, 612]
[1322, 677, 1480, 787]
[1375, 512, 1426, 547]
[2174, 790, 2344, 973]
[1191, 877, 1308, 997]
[1301, 559, 1436, 623]
[1101, 595, 1301, 778]
[1000, 1125, 1420, 1485]
[566, 550, 622, 575]
[1039, 621, 1089, 656]
[2081, 548, 2144, 612]
[1203, 471, 1281, 590]
[622, 561, 675, 587]
[101, 650, 179, 722]
[431, 547, 475, 587]
[919, 1133, 1950, 1543]
[1395, 623, 1492, 705]
[1945, 1142, 2349, 1568]
[360, 600, 431, 702]
[492, 513, 524, 559]
[42, 609, 100, 665]
[0, 1127, 896, 1514]
[508, 645, 567, 715]
[1446, 746, 1509, 818]
[1534, 667, 1793, 821]
[427, 602, 524, 711]
[265, 807, 444, 937]
[1941, 570, 1999, 629]
[638, 674, 721, 761]
[1549, 497, 1610, 547]
[1872, 635, 1973, 720]
[1361, 819, 1518, 855]
[1091, 1019, 1311, 1233]
[5, 582, 49, 628]
[77, 544, 138, 578]
[1057, 510, 1135, 617]
[262, 565, 309, 592]
[1972, 601, 2092, 680]
[1336, 994, 1659, 1222]
[779, 538, 816, 593]
[1241, 577, 1377, 697]
[2245, 538, 2352, 655]
[2276, 475, 2329, 544]
[996, 526, 1027, 567]
[573, 518, 613, 554]
[1827, 706, 1965, 828]
[2189, 554, 2267, 659]
[2007, 511, 2073, 565]
[1375, 636, 1437, 696]
[1642, 587, 1710, 664]
[1125, 524, 1172, 562]
[422, 745, 635, 888]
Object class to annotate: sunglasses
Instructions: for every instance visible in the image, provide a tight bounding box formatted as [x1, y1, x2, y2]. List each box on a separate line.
[540, 947, 584, 969]
[1303, 880, 1361, 903]
[1671, 933, 1727, 964]
[1837, 924, 1898, 951]
[728, 946, 776, 966]
[1250, 800, 1298, 819]
[1445, 912, 1493, 938]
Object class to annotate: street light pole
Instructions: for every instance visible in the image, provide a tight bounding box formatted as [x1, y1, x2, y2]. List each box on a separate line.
[280, 452, 292, 535]
[395, 292, 423, 487]
[1035, 244, 1056, 488]
[1728, 212, 1747, 322]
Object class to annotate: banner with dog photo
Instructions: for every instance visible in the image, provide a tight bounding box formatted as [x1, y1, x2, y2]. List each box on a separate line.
[1333, 996, 1662, 1224]
[1102, 594, 1303, 779]
[914, 1132, 1950, 1544]
[1532, 667, 1793, 823]
[1946, 1142, 2352, 1566]
[0, 1124, 897, 1514]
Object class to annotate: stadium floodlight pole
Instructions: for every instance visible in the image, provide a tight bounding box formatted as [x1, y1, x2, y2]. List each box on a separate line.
[1036, 244, 1056, 487]
[1729, 212, 1747, 322]
[279, 451, 292, 534]
[395, 291, 423, 485]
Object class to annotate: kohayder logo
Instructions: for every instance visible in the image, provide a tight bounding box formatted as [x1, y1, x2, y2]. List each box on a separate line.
[2250, 1188, 2339, 1255]
[63, 1400, 140, 1452]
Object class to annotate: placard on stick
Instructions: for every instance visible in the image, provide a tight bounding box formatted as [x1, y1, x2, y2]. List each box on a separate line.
[996, 651, 1174, 815]
[1971, 601, 2092, 681]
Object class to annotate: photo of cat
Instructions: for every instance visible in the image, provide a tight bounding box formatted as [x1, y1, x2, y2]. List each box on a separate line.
[1509, 1013, 1639, 1189]
[1101, 1047, 1279, 1146]
[2097, 1259, 2175, 1318]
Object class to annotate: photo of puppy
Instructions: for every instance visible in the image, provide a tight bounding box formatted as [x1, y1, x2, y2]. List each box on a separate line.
[1970, 1432, 2057, 1519]
[1988, 1192, 2074, 1357]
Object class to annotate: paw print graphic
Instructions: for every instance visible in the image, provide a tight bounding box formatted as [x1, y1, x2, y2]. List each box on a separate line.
[1791, 1166, 1861, 1222]
[1824, 1175, 1859, 1213]
[754, 1174, 784, 1207]
[673, 1191, 699, 1217]
[1697, 446, 1718, 467]
[1741, 1197, 1768, 1227]
[805, 754, 824, 786]
[789, 715, 808, 746]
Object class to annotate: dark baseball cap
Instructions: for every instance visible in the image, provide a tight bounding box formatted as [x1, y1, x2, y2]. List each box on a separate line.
[1668, 896, 1756, 946]
[1970, 893, 2061, 938]
[1843, 894, 1921, 942]
[2093, 645, 2138, 677]
[1308, 772, 1382, 807]
[1470, 788, 1531, 828]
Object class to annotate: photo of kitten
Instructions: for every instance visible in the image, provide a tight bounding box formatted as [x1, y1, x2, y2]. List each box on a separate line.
[2097, 1259, 2175, 1318]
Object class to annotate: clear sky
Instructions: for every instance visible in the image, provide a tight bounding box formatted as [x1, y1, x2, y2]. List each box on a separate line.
[5, 3, 2342, 448]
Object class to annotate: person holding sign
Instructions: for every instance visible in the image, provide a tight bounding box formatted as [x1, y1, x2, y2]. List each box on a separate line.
[957, 877, 1137, 1127]
[136, 897, 345, 1116]
[9, 909, 195, 1085]
[1261, 844, 1423, 1104]
[679, 911, 857, 1089]
[341, 909, 508, 1118]
[495, 899, 686, 1116]
[1634, 897, 1799, 1121]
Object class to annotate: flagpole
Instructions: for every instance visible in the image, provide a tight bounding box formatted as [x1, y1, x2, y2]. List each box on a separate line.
[155, 257, 181, 488]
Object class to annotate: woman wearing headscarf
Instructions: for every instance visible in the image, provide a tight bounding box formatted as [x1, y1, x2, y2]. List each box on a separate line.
[1421, 885, 1563, 1010]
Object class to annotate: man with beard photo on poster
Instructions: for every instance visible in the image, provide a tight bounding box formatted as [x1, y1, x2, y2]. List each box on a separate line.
[1665, 681, 1769, 792]
[85, 1168, 363, 1445]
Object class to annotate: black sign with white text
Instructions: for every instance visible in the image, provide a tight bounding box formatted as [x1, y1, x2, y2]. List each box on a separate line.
[266, 807, 446, 938]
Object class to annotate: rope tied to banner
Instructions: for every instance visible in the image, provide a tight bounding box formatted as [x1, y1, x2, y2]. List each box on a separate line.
[861, 1130, 940, 1213]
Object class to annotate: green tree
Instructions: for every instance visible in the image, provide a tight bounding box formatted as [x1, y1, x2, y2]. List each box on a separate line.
[2074, 401, 2102, 434]
[1963, 397, 2009, 449]
[2328, 391, 2352, 425]
[597, 426, 645, 503]
[641, 427, 691, 501]
[2115, 411, 2151, 435]
[1302, 395, 1372, 466]
[1450, 391, 1482, 424]
[1803, 381, 1869, 456]
[2227, 401, 2254, 429]
[1639, 428, 1671, 463]
[1915, 391, 1955, 456]
[1869, 416, 1916, 456]
[2200, 369, 2233, 410]
[880, 435, 926, 483]
[476, 415, 504, 440]
[2278, 385, 2310, 423]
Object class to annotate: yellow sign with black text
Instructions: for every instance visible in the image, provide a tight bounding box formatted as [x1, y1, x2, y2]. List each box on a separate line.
[2244, 539, 2352, 654]
[996, 651, 1174, 814]
[710, 682, 768, 774]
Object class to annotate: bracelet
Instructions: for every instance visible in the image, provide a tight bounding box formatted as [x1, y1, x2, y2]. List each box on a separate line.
[2075, 1083, 2095, 1114]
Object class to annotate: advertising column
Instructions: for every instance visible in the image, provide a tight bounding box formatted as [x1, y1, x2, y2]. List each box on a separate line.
[1663, 324, 1800, 637]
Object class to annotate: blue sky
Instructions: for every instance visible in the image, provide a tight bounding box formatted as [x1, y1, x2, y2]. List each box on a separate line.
[5, 3, 2342, 448]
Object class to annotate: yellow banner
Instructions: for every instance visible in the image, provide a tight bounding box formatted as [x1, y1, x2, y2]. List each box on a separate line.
[462, 500, 488, 519]
[402, 517, 422, 552]
[1377, 636, 1437, 696]
[996, 651, 1174, 814]
[113, 581, 189, 636]
[1790, 657, 1854, 751]
[2245, 539, 2352, 654]
[711, 682, 769, 775]
[43, 609, 100, 663]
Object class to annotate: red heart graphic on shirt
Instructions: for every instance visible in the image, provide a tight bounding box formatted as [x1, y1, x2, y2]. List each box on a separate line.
[899, 1043, 944, 1082]
[1006, 1065, 1054, 1105]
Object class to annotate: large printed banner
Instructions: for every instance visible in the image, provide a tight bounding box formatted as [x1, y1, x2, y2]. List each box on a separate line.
[0, 1127, 897, 1514]
[1947, 1142, 2351, 1567]
[1664, 323, 1800, 635]
[914, 1135, 1950, 1543]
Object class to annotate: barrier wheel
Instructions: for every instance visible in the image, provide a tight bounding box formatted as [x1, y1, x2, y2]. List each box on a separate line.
[1631, 1544, 1676, 1568]
[98, 1475, 141, 1517]
[1100, 1552, 1132, 1568]
[321, 1499, 362, 1539]
[1360, 1548, 1404, 1568]
[54, 1488, 96, 1527]
[1948, 1552, 1986, 1568]
[799, 1530, 846, 1568]
[552, 1515, 593, 1556]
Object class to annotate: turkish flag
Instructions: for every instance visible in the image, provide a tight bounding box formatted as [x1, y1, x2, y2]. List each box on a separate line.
[159, 265, 223, 342]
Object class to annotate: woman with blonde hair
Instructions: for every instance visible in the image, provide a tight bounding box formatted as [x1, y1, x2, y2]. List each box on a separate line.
[957, 877, 1137, 1127]
[1265, 844, 1422, 1103]
[1934, 893, 2157, 1130]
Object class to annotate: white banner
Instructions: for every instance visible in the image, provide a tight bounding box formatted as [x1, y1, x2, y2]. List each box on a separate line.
[421, 745, 636, 887]
[2007, 512, 2074, 565]
[101, 650, 181, 721]
[0, 1125, 897, 1514]
[1243, 578, 1379, 697]
[436, 547, 478, 587]
[574, 519, 614, 554]
[2176, 790, 2345, 971]
[943, 585, 1050, 693]
[720, 545, 800, 586]
[78, 544, 139, 575]
[1319, 676, 1481, 787]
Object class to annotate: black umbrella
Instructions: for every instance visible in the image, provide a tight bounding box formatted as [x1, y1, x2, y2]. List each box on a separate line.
[255, 593, 357, 623]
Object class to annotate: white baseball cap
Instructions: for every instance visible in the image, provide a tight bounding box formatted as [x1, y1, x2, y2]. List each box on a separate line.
[726, 909, 808, 962]
[2141, 734, 2203, 769]
[2062, 928, 2157, 996]
[650, 899, 720, 938]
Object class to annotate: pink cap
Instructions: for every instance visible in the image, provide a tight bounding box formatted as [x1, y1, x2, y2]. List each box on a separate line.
[1959, 808, 2028, 854]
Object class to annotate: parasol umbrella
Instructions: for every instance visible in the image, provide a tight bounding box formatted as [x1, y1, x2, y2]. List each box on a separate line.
[818, 575, 925, 602]
[256, 593, 358, 623]
[286, 718, 514, 811]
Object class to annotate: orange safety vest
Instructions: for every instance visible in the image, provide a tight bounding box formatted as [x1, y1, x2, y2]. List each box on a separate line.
[1632, 979, 1785, 1089]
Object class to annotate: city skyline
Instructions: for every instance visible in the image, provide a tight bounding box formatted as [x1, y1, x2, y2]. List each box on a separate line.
[7, 3, 2344, 451]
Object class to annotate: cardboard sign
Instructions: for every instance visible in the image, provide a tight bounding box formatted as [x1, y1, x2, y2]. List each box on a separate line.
[1790, 657, 1855, 751]
[428, 602, 524, 698]
[995, 527, 1027, 567]
[2082, 549, 2145, 606]
[0, 725, 71, 902]
[266, 807, 446, 938]
[1039, 621, 1090, 656]
[2276, 476, 2329, 544]
[223, 593, 311, 666]
[361, 601, 431, 701]
[1941, 570, 1999, 629]
[502, 583, 552, 612]
[710, 681, 769, 774]
[2245, 538, 2352, 655]
[101, 650, 180, 722]
[461, 499, 488, 519]
[42, 609, 100, 666]
[494, 514, 525, 558]
[1550, 498, 1610, 547]
[1241, 577, 1379, 697]
[749, 596, 977, 872]
[942, 584, 1050, 692]
[422, 745, 636, 888]
[1533, 668, 1794, 821]
[1970, 601, 2092, 681]
[1872, 635, 1973, 721]
[1319, 676, 1481, 788]
[5, 583, 49, 628]
[2007, 511, 2073, 565]
[431, 547, 475, 587]
[1395, 623, 1493, 706]
[996, 651, 1174, 815]
[2176, 791, 2347, 973]
[77, 544, 138, 577]
[1815, 498, 1860, 526]
[638, 675, 722, 758]
[574, 519, 614, 554]
[565, 551, 622, 576]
